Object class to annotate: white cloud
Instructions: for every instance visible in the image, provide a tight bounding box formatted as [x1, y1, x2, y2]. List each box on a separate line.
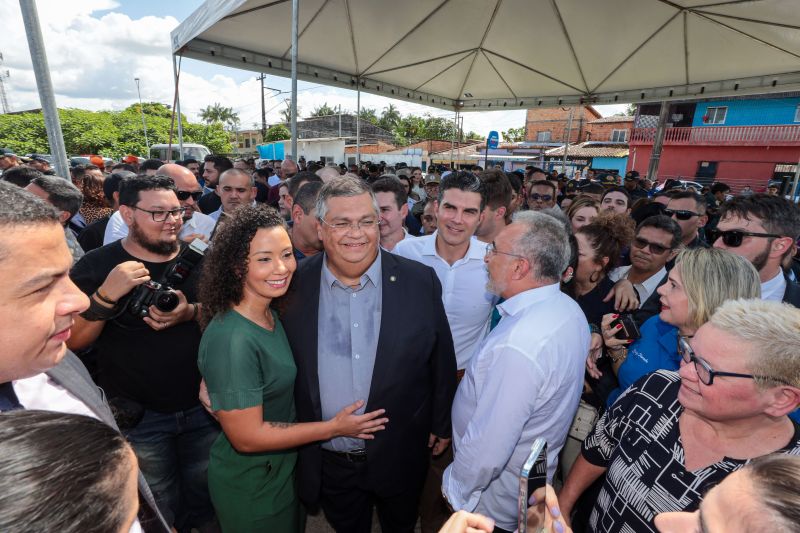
[1, 1, 625, 143]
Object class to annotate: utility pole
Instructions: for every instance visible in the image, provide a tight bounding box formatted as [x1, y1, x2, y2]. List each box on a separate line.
[257, 73, 266, 140]
[134, 78, 149, 156]
[19, 0, 69, 179]
[0, 52, 10, 114]
[562, 106, 575, 176]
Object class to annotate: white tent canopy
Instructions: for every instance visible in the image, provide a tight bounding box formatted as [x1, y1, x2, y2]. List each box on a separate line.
[173, 0, 800, 111]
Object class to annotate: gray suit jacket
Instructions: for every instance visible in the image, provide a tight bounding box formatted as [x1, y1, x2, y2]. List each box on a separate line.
[46, 352, 171, 533]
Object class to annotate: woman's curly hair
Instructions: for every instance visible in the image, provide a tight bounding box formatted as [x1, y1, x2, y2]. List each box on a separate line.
[576, 212, 636, 275]
[198, 204, 289, 329]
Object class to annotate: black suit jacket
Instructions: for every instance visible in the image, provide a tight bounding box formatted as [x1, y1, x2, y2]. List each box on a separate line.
[47, 353, 170, 532]
[280, 250, 457, 505]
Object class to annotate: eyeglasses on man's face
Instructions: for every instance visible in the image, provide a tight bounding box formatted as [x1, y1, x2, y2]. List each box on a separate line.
[528, 193, 553, 202]
[485, 241, 527, 261]
[175, 190, 203, 202]
[632, 236, 671, 255]
[318, 217, 382, 232]
[133, 206, 186, 222]
[663, 208, 701, 221]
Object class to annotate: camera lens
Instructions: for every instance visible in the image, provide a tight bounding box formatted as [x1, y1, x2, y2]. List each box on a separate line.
[154, 291, 179, 312]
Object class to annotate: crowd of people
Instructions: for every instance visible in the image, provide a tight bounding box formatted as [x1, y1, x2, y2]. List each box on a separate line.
[0, 148, 799, 533]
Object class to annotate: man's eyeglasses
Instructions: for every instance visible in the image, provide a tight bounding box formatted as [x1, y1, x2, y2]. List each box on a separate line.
[486, 241, 527, 260]
[706, 228, 783, 248]
[632, 236, 672, 255]
[319, 218, 381, 232]
[663, 208, 701, 221]
[133, 206, 186, 222]
[175, 190, 203, 202]
[677, 336, 788, 386]
[529, 193, 553, 202]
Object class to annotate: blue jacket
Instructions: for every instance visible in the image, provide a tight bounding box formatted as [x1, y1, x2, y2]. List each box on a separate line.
[606, 316, 800, 423]
[607, 316, 679, 407]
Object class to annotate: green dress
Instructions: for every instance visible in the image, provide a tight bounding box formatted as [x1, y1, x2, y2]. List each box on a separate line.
[199, 309, 301, 532]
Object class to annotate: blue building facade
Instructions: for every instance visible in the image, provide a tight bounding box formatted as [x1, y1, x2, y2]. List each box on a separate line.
[691, 96, 800, 127]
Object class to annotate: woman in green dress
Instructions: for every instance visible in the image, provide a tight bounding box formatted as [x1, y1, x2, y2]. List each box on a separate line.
[197, 205, 388, 532]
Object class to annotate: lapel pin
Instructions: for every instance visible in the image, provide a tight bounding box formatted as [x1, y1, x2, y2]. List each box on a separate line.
[390, 275, 396, 282]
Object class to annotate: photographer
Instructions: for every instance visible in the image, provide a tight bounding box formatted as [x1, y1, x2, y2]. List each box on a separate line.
[68, 175, 217, 531]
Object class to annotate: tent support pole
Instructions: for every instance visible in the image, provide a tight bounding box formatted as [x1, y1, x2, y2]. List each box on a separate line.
[646, 101, 670, 183]
[450, 108, 458, 169]
[19, 0, 69, 179]
[290, 0, 299, 161]
[172, 54, 184, 160]
[356, 80, 361, 166]
[562, 105, 574, 176]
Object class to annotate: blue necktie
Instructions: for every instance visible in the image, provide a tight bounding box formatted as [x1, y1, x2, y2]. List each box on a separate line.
[0, 382, 22, 411]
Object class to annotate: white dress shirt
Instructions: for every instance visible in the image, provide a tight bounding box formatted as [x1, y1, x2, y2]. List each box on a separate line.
[443, 283, 590, 531]
[393, 233, 496, 369]
[609, 265, 666, 306]
[103, 210, 217, 245]
[13, 373, 145, 533]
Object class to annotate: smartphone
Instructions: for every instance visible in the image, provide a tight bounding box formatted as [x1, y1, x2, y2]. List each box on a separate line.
[609, 313, 641, 341]
[518, 438, 547, 533]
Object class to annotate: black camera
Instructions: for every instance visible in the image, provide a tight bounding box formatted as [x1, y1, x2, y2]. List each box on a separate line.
[128, 239, 208, 318]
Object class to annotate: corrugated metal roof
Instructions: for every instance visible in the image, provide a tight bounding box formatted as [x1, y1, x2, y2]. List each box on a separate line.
[588, 116, 635, 124]
[545, 143, 629, 158]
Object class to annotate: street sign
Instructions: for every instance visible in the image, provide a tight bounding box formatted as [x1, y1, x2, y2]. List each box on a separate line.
[487, 130, 499, 149]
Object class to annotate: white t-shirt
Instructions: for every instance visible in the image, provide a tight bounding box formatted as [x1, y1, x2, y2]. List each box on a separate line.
[103, 210, 217, 245]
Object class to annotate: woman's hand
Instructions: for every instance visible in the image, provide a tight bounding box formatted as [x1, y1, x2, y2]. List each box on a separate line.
[601, 313, 633, 353]
[586, 333, 604, 379]
[438, 510, 495, 533]
[526, 485, 573, 533]
[330, 400, 389, 439]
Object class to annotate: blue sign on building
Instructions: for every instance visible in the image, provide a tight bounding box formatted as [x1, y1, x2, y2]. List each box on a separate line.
[487, 131, 499, 149]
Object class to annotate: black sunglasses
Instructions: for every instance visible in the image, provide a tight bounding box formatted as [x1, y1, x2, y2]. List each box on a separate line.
[529, 193, 553, 202]
[663, 208, 701, 221]
[175, 190, 203, 202]
[706, 228, 782, 248]
[632, 236, 671, 255]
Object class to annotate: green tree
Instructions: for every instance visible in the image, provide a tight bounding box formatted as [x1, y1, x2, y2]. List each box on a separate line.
[199, 103, 239, 131]
[264, 124, 291, 141]
[379, 104, 401, 131]
[357, 107, 379, 125]
[0, 107, 232, 159]
[279, 100, 301, 124]
[422, 115, 457, 140]
[309, 102, 337, 117]
[501, 127, 525, 142]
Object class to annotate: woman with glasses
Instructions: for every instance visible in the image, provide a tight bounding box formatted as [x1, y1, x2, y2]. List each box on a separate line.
[197, 205, 388, 532]
[560, 298, 800, 532]
[602, 247, 760, 406]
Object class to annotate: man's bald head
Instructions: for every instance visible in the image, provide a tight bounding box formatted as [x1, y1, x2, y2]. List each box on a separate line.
[157, 163, 202, 218]
[280, 159, 298, 179]
[316, 166, 340, 183]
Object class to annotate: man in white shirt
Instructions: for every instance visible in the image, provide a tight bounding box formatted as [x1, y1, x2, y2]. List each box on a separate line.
[0, 182, 168, 532]
[208, 168, 258, 223]
[104, 164, 216, 245]
[609, 215, 681, 305]
[443, 211, 590, 532]
[393, 171, 496, 533]
[372, 176, 410, 251]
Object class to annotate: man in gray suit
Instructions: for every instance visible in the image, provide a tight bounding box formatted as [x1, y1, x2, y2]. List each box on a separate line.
[0, 181, 169, 532]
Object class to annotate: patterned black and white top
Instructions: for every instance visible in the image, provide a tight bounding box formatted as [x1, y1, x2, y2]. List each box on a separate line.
[581, 370, 800, 533]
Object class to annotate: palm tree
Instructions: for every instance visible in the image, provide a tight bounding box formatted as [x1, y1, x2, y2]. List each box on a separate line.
[280, 100, 301, 124]
[200, 103, 239, 131]
[380, 103, 401, 130]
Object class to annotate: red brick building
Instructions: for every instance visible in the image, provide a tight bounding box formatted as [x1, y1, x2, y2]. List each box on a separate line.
[585, 116, 635, 142]
[525, 106, 602, 143]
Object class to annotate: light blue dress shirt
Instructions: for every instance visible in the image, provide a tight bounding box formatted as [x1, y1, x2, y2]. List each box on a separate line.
[443, 283, 589, 531]
[317, 253, 382, 452]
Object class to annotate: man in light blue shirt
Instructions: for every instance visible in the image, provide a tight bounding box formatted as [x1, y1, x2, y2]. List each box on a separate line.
[443, 211, 590, 532]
